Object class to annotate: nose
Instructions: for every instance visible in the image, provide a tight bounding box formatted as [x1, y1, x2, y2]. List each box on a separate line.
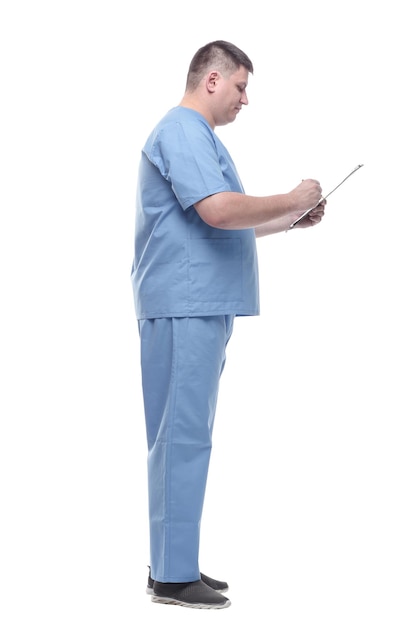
[240, 90, 249, 105]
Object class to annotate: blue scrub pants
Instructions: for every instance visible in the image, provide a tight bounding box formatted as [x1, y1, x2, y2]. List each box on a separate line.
[138, 315, 235, 583]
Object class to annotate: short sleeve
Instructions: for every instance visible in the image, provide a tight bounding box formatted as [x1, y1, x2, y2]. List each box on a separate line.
[146, 120, 230, 210]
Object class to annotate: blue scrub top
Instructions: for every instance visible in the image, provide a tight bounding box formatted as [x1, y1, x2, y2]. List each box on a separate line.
[131, 106, 260, 319]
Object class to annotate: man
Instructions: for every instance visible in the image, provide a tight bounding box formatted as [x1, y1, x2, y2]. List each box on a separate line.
[131, 40, 325, 610]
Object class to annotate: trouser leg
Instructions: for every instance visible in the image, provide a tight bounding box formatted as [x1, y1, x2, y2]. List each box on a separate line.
[138, 316, 234, 582]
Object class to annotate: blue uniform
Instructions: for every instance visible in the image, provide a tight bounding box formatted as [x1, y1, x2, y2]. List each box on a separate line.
[131, 106, 260, 582]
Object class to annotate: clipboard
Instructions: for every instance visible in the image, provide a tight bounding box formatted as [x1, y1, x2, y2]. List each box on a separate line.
[288, 164, 364, 230]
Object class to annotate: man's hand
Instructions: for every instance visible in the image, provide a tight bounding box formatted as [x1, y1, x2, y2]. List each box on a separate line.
[290, 179, 323, 213]
[294, 199, 326, 229]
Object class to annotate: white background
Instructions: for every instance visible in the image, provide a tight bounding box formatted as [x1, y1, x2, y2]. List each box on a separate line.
[1, 0, 416, 624]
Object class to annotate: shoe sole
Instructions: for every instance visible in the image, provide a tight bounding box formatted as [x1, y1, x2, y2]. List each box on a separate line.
[151, 595, 231, 609]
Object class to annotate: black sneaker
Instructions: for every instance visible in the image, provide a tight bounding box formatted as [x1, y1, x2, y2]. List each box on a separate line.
[147, 567, 229, 594]
[152, 579, 231, 609]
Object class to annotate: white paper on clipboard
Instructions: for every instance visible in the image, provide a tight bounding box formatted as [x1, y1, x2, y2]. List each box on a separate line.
[288, 163, 364, 230]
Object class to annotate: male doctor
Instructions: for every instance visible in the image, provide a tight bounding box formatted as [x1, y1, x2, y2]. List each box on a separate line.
[131, 40, 325, 610]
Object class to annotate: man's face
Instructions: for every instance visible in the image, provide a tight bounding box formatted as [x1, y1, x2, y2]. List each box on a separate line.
[213, 66, 249, 126]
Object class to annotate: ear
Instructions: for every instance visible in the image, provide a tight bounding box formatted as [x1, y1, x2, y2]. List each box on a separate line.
[206, 71, 220, 93]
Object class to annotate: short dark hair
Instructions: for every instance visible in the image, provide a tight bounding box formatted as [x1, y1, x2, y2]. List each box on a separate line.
[186, 40, 254, 91]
